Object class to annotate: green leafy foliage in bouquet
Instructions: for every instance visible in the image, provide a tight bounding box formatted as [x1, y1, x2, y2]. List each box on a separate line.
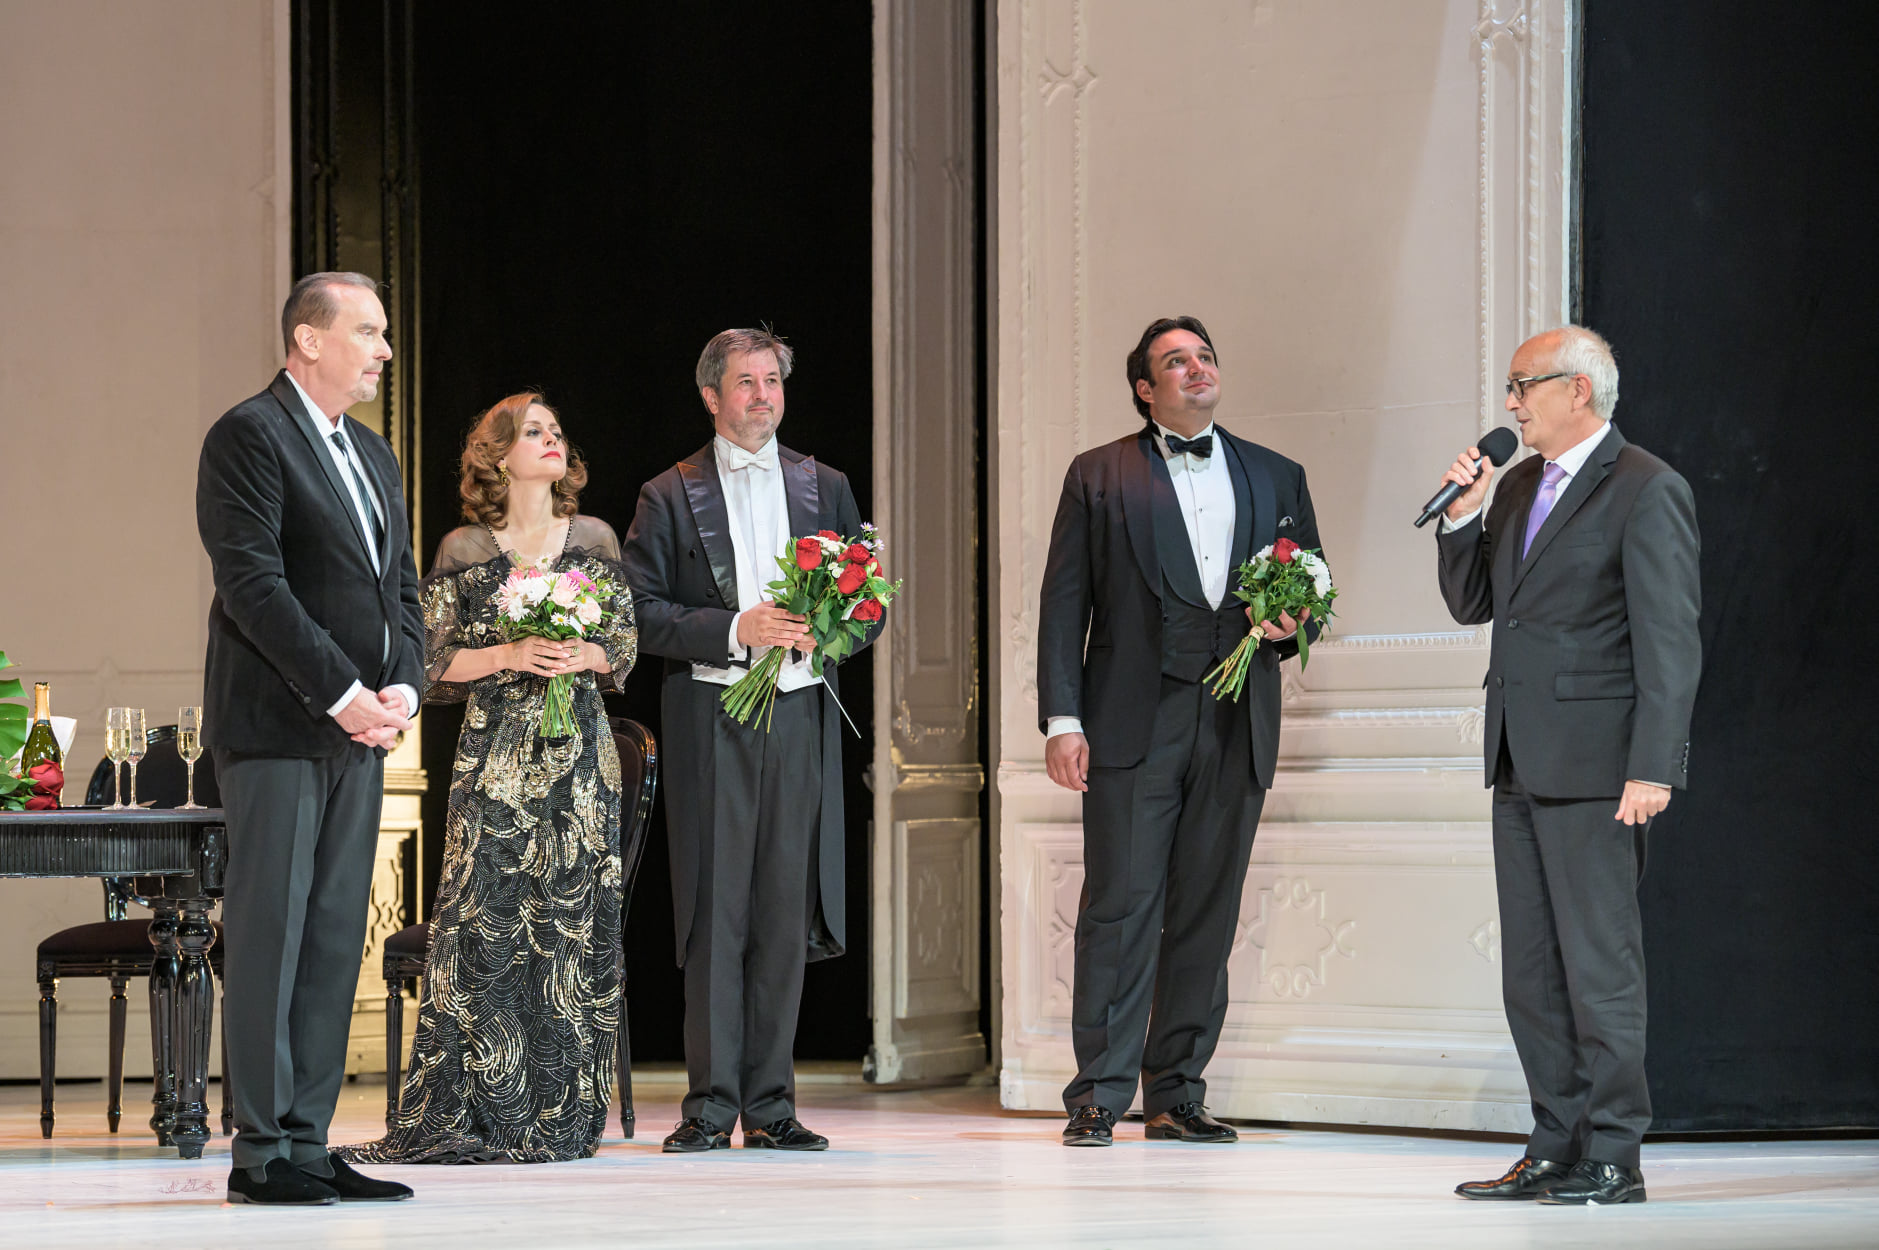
[1206, 539, 1339, 701]
[722, 525, 901, 731]
[0, 651, 37, 810]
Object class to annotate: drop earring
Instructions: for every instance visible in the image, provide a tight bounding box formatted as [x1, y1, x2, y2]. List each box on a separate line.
[499, 463, 510, 485]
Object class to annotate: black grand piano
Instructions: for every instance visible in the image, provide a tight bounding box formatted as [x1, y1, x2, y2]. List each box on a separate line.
[0, 807, 224, 1158]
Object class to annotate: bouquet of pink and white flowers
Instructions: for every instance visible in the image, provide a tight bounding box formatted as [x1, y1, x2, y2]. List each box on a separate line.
[1206, 537, 1337, 701]
[721, 524, 901, 730]
[495, 563, 617, 738]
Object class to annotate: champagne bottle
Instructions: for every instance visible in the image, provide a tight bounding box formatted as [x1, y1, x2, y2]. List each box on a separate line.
[19, 682, 62, 808]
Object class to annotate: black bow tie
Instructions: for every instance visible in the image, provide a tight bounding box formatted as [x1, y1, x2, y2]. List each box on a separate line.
[1164, 432, 1213, 459]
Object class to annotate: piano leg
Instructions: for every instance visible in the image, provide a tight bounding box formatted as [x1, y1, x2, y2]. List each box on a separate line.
[170, 899, 217, 1159]
[146, 905, 179, 1147]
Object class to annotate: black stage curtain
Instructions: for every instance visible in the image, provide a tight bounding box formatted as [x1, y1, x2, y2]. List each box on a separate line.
[414, 3, 874, 1063]
[1581, 1, 1879, 1130]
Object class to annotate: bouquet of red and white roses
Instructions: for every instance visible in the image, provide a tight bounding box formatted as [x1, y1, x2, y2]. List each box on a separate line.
[721, 524, 901, 730]
[1206, 537, 1337, 701]
[495, 563, 618, 738]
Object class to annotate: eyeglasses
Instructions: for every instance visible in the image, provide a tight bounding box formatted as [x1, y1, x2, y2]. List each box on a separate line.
[1505, 372, 1574, 401]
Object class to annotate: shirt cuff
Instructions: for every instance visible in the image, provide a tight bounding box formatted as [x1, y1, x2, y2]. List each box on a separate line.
[726, 611, 748, 662]
[1439, 507, 1482, 532]
[1045, 716, 1085, 739]
[1631, 779, 1671, 790]
[325, 679, 365, 720]
[389, 684, 419, 719]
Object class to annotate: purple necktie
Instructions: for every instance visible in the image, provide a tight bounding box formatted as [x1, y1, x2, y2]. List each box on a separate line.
[1521, 462, 1567, 559]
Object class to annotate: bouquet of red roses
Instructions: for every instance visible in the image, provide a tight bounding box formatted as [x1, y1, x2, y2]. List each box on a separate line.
[721, 523, 901, 730]
[1206, 537, 1338, 701]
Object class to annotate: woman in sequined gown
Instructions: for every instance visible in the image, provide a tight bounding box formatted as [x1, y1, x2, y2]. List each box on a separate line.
[341, 392, 636, 1164]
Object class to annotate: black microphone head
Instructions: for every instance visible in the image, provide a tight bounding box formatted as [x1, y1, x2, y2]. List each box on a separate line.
[1479, 426, 1518, 466]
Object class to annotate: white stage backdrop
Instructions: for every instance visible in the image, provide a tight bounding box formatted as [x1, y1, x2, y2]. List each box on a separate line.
[990, 0, 1576, 1130]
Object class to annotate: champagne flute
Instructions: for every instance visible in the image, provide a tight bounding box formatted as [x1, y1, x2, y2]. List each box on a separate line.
[104, 708, 130, 810]
[177, 706, 204, 810]
[124, 708, 147, 808]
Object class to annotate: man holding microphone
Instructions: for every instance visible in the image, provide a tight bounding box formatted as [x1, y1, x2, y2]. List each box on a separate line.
[1435, 326, 1701, 1206]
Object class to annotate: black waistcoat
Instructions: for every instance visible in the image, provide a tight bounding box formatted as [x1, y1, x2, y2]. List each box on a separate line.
[1150, 442, 1254, 682]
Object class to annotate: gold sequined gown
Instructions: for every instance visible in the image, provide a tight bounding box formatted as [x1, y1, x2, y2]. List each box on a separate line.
[341, 516, 637, 1163]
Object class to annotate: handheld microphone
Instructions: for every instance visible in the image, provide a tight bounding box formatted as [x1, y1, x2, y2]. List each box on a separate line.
[1413, 426, 1519, 528]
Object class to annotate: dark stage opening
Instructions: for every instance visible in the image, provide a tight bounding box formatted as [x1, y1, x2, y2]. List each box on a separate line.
[1580, 0, 1879, 1131]
[410, 5, 876, 1064]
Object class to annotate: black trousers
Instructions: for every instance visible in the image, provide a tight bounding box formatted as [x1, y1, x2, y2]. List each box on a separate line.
[1493, 763, 1652, 1167]
[214, 746, 383, 1174]
[1066, 675, 1263, 1118]
[675, 683, 822, 1131]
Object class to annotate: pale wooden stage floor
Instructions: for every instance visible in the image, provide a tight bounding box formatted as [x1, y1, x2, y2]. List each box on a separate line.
[2, 1070, 1875, 1248]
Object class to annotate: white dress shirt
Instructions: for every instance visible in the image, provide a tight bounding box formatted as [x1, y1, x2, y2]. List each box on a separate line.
[1046, 421, 1237, 741]
[283, 371, 417, 722]
[1441, 420, 1609, 533]
[690, 434, 819, 693]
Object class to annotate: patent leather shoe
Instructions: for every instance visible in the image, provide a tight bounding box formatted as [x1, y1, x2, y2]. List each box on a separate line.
[1061, 1104, 1116, 1147]
[744, 1117, 829, 1150]
[226, 1158, 338, 1206]
[303, 1153, 413, 1202]
[1454, 1155, 1573, 1200]
[1535, 1159, 1647, 1205]
[1144, 1102, 1237, 1143]
[662, 1117, 732, 1153]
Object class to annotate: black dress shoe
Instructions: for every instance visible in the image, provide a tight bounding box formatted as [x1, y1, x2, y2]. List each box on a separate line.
[1454, 1155, 1573, 1200]
[1062, 1105, 1116, 1147]
[1144, 1102, 1238, 1143]
[1536, 1159, 1647, 1205]
[226, 1158, 338, 1206]
[662, 1117, 732, 1153]
[302, 1153, 413, 1202]
[744, 1117, 829, 1151]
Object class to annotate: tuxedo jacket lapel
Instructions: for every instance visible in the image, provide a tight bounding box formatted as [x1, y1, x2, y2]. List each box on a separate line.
[271, 372, 376, 569]
[781, 445, 822, 537]
[1221, 435, 1254, 566]
[346, 415, 399, 576]
[678, 444, 741, 610]
[1120, 431, 1164, 600]
[1223, 430, 1277, 558]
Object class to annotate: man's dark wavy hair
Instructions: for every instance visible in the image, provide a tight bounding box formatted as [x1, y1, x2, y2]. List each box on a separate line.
[1125, 316, 1217, 420]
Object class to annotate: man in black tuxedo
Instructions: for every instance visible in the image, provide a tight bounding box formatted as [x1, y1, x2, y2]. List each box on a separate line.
[1037, 316, 1323, 1146]
[1437, 326, 1700, 1206]
[622, 328, 879, 1153]
[197, 272, 422, 1205]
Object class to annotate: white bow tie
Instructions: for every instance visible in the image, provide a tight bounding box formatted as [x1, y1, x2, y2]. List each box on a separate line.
[722, 444, 778, 473]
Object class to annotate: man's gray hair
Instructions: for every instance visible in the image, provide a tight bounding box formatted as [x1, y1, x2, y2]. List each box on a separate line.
[1547, 324, 1620, 420]
[695, 327, 795, 394]
[281, 271, 379, 357]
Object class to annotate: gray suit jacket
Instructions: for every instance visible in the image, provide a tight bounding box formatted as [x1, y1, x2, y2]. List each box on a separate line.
[1436, 423, 1701, 798]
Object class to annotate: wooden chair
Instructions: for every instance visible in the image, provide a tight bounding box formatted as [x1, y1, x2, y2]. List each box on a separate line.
[36, 725, 232, 1140]
[383, 717, 659, 1137]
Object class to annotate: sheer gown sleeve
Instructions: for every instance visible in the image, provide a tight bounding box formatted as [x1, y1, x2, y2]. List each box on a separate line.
[571, 515, 637, 693]
[420, 525, 503, 706]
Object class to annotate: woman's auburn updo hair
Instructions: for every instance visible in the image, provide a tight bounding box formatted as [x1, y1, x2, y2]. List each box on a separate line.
[459, 391, 587, 526]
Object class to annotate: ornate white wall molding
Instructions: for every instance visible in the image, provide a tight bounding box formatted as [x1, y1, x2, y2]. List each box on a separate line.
[1476, 0, 1578, 433]
[869, 0, 986, 1084]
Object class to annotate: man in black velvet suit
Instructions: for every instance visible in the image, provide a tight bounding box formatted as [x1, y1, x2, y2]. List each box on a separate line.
[197, 272, 422, 1205]
[1037, 316, 1324, 1146]
[622, 328, 879, 1154]
[1438, 326, 1700, 1206]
